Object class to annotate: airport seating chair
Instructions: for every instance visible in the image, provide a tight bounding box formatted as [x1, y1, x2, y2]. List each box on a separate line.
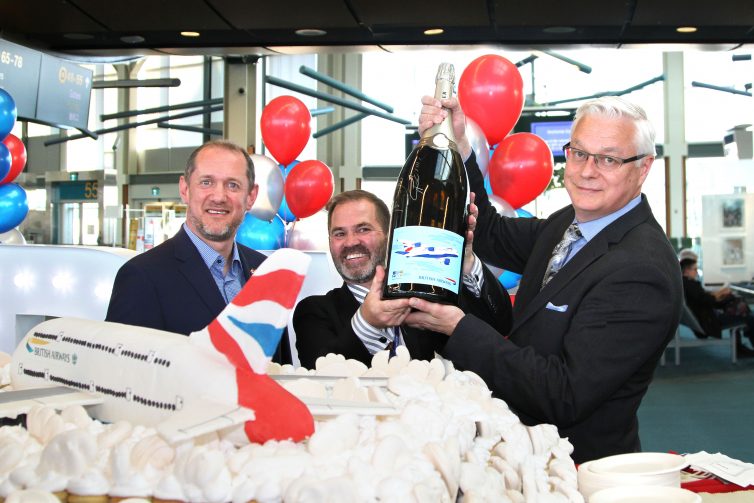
[661, 303, 743, 366]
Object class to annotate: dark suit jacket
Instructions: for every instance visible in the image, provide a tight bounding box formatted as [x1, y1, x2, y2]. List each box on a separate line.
[294, 265, 512, 369]
[106, 226, 291, 364]
[443, 155, 683, 464]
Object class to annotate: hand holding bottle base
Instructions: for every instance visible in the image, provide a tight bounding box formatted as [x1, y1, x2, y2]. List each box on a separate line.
[405, 297, 465, 336]
[361, 266, 412, 328]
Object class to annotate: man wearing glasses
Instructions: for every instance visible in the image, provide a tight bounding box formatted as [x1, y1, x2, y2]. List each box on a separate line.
[408, 96, 682, 463]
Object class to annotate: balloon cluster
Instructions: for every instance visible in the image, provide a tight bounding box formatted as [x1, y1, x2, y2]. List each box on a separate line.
[236, 96, 334, 251]
[0, 88, 28, 241]
[459, 55, 556, 290]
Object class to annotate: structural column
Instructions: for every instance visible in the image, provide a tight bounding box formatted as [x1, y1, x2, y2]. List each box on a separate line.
[316, 53, 363, 193]
[663, 51, 688, 239]
[224, 57, 260, 152]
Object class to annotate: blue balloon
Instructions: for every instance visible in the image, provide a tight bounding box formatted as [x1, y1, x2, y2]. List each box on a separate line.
[236, 213, 286, 250]
[499, 269, 522, 290]
[279, 159, 300, 179]
[0, 183, 28, 233]
[277, 195, 296, 224]
[516, 208, 534, 218]
[483, 174, 493, 195]
[0, 89, 17, 141]
[0, 143, 10, 181]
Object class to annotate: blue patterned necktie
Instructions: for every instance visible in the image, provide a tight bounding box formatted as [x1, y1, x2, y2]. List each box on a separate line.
[542, 223, 583, 288]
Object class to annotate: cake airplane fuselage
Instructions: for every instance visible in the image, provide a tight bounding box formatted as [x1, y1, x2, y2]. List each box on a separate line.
[9, 248, 315, 445]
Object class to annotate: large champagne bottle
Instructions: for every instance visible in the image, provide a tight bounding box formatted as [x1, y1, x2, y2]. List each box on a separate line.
[383, 63, 469, 305]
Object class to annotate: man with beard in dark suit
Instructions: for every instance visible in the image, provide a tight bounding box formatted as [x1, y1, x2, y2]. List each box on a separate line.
[407, 96, 682, 463]
[293, 189, 511, 369]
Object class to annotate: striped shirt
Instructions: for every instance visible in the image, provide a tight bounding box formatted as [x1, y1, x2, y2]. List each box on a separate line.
[183, 224, 245, 304]
[349, 254, 485, 355]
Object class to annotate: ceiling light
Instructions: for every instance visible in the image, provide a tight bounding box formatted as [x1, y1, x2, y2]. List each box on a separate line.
[181, 31, 201, 37]
[543, 26, 576, 34]
[120, 35, 145, 44]
[424, 28, 444, 36]
[676, 26, 697, 33]
[295, 29, 327, 37]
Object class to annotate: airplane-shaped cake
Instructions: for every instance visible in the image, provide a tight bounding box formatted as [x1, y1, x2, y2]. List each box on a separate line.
[3, 248, 315, 445]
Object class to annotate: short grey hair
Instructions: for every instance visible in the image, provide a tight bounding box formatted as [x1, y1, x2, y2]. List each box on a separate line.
[184, 140, 255, 187]
[573, 96, 656, 158]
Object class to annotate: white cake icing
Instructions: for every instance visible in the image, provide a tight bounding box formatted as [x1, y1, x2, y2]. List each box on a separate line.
[0, 351, 585, 502]
[4, 488, 60, 503]
[67, 468, 110, 496]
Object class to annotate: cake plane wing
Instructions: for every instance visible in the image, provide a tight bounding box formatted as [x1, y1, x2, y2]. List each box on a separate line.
[9, 248, 315, 444]
[0, 386, 103, 418]
[155, 398, 256, 444]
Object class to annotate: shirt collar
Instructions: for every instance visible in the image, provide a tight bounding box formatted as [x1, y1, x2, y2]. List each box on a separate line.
[346, 283, 369, 304]
[576, 194, 642, 242]
[183, 223, 241, 268]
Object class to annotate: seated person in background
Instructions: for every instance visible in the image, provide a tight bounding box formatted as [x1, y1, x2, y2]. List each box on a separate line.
[680, 257, 754, 354]
[106, 140, 291, 364]
[293, 189, 512, 369]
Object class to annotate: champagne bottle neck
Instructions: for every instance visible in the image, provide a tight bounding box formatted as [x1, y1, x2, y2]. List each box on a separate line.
[422, 72, 457, 149]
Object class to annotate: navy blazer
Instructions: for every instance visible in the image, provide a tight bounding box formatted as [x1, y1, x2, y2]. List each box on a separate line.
[443, 155, 683, 463]
[106, 226, 291, 364]
[293, 263, 512, 369]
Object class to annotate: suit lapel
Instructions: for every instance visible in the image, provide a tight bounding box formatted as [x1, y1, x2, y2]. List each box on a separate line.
[174, 227, 226, 316]
[511, 196, 653, 332]
[336, 284, 375, 359]
[337, 284, 362, 333]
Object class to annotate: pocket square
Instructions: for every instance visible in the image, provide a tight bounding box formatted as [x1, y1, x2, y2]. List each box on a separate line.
[546, 302, 568, 312]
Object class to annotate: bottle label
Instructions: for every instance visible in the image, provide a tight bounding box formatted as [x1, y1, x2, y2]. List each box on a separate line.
[387, 226, 463, 294]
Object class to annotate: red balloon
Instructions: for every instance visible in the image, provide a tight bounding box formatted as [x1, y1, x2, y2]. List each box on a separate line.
[488, 133, 553, 209]
[284, 160, 334, 219]
[260, 96, 311, 166]
[1, 134, 26, 185]
[458, 55, 524, 147]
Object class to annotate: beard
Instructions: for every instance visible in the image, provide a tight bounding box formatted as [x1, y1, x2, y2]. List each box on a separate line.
[189, 213, 242, 243]
[333, 242, 386, 285]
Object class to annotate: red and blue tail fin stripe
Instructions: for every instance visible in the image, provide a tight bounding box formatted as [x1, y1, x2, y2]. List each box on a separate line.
[190, 249, 310, 374]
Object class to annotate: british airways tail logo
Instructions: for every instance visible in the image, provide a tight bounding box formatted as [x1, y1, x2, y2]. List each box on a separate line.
[192, 249, 309, 375]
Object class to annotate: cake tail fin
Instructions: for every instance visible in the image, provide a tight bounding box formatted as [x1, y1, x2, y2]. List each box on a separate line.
[190, 248, 309, 373]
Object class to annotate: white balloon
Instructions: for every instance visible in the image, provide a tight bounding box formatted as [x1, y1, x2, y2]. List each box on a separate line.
[287, 210, 329, 251]
[249, 154, 284, 222]
[466, 118, 490, 178]
[488, 194, 517, 218]
[0, 228, 26, 244]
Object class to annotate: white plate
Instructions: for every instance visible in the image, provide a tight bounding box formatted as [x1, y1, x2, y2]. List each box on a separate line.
[589, 485, 701, 503]
[588, 452, 688, 476]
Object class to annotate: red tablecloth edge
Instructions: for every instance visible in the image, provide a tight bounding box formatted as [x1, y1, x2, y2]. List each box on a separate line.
[682, 476, 751, 494]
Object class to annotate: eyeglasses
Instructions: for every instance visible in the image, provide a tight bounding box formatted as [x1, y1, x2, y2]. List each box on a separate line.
[563, 142, 649, 171]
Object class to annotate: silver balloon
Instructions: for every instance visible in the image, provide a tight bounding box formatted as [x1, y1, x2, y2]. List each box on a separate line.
[484, 263, 504, 278]
[249, 154, 284, 222]
[0, 228, 26, 244]
[287, 210, 329, 251]
[488, 194, 517, 218]
[466, 117, 490, 178]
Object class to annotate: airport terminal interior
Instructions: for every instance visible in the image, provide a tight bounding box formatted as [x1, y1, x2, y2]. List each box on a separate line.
[1, 1, 754, 500]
